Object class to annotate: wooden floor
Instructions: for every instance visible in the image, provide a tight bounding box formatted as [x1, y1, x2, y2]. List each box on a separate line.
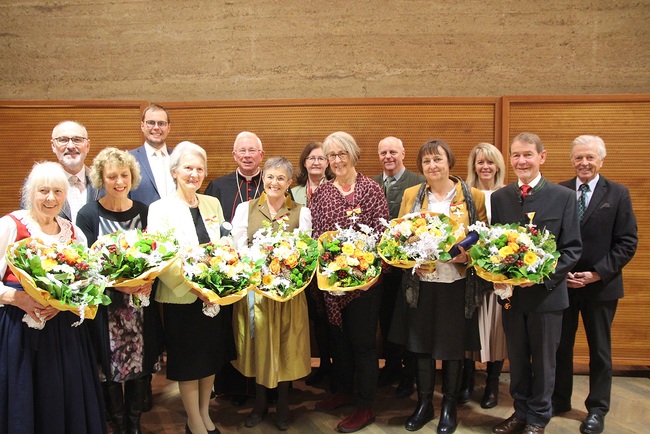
[140, 362, 650, 434]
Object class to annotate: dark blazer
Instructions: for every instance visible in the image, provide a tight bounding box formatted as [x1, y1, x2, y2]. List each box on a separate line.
[559, 176, 638, 300]
[129, 145, 164, 206]
[373, 169, 425, 219]
[491, 178, 582, 312]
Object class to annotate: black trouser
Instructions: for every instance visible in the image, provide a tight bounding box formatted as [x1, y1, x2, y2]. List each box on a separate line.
[329, 286, 383, 408]
[554, 296, 617, 416]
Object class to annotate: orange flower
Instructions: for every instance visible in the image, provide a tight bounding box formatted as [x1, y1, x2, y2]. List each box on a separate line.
[284, 253, 299, 268]
[335, 255, 348, 268]
[269, 257, 281, 274]
[508, 242, 519, 253]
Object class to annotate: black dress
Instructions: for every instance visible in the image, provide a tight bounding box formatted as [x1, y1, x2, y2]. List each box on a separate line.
[76, 200, 163, 382]
[0, 211, 107, 434]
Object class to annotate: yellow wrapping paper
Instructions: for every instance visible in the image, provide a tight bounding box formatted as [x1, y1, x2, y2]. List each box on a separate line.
[474, 265, 538, 286]
[253, 268, 315, 302]
[6, 261, 98, 319]
[109, 256, 177, 287]
[184, 279, 252, 306]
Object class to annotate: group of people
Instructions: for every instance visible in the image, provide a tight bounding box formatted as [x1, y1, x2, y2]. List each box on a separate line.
[0, 103, 637, 434]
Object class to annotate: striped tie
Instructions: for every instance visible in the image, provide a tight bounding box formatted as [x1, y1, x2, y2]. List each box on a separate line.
[578, 183, 590, 221]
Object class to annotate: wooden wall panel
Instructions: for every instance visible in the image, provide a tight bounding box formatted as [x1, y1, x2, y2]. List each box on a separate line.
[502, 95, 650, 365]
[1, 96, 647, 366]
[160, 98, 500, 187]
[0, 101, 146, 216]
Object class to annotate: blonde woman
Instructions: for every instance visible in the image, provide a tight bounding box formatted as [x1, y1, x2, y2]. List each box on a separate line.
[459, 143, 507, 409]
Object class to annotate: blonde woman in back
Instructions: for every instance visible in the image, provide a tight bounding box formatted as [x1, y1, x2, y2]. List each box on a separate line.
[459, 142, 508, 409]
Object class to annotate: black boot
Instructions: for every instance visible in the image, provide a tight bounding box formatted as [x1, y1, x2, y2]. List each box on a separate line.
[437, 395, 458, 434]
[102, 381, 126, 434]
[457, 358, 474, 404]
[438, 360, 461, 433]
[481, 360, 503, 409]
[396, 350, 416, 398]
[405, 394, 434, 431]
[125, 377, 148, 434]
[405, 355, 436, 431]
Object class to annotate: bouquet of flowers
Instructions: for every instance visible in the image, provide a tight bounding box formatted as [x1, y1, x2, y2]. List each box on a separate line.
[377, 211, 463, 270]
[181, 240, 260, 309]
[246, 223, 319, 301]
[468, 220, 560, 301]
[6, 237, 110, 328]
[91, 229, 179, 307]
[317, 224, 382, 293]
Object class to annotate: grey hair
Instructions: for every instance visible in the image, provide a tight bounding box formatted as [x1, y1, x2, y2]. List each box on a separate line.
[322, 131, 361, 165]
[51, 120, 88, 139]
[571, 135, 607, 159]
[22, 161, 69, 210]
[233, 131, 263, 150]
[263, 156, 293, 179]
[169, 141, 208, 178]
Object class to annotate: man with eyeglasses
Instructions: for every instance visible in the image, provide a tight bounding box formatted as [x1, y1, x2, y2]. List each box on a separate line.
[372, 137, 424, 398]
[204, 131, 265, 222]
[129, 104, 176, 205]
[22, 121, 103, 222]
[128, 104, 175, 413]
[204, 131, 265, 407]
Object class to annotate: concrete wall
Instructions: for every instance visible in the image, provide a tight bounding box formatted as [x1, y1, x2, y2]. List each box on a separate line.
[1, 0, 648, 100]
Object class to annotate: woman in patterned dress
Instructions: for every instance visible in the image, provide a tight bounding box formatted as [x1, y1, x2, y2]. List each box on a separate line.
[0, 161, 107, 434]
[309, 132, 390, 433]
[76, 148, 163, 434]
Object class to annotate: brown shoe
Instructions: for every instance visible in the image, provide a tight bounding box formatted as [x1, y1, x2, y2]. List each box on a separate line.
[492, 414, 526, 434]
[315, 393, 355, 412]
[522, 424, 545, 434]
[337, 408, 375, 433]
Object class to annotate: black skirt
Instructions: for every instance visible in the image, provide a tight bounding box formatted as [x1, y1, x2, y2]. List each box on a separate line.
[163, 299, 227, 381]
[389, 278, 480, 360]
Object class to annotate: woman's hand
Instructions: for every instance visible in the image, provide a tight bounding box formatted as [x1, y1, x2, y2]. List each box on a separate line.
[448, 245, 469, 264]
[39, 306, 59, 321]
[414, 263, 436, 279]
[6, 290, 48, 322]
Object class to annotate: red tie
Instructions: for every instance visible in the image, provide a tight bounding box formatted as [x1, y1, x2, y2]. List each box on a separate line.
[520, 184, 532, 199]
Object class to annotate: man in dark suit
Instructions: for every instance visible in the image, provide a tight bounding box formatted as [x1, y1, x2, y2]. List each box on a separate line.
[204, 131, 265, 222]
[203, 131, 265, 407]
[30, 121, 103, 220]
[553, 135, 638, 434]
[372, 136, 424, 397]
[129, 104, 175, 206]
[491, 132, 582, 434]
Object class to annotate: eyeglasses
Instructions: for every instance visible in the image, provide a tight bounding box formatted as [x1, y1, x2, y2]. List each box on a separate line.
[144, 120, 168, 129]
[53, 136, 88, 146]
[327, 152, 349, 162]
[306, 156, 327, 163]
[235, 148, 261, 156]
